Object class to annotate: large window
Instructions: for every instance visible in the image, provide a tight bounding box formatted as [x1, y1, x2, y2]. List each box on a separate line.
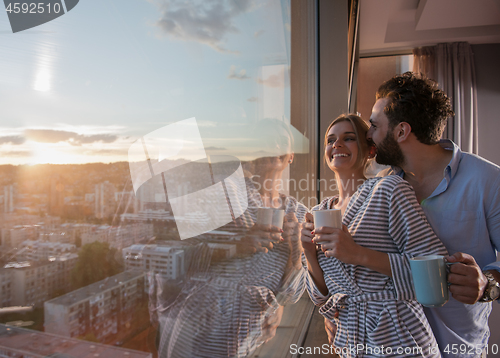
[0, 1, 319, 357]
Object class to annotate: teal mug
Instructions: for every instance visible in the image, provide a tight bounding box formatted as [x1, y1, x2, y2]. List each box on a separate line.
[409, 255, 450, 307]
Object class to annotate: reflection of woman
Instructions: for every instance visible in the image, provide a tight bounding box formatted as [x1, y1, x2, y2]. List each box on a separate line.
[301, 114, 447, 357]
[154, 119, 306, 358]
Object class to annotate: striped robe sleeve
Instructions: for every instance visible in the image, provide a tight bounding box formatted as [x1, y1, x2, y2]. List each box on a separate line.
[385, 177, 449, 301]
[305, 269, 330, 305]
[304, 197, 334, 306]
[276, 199, 309, 305]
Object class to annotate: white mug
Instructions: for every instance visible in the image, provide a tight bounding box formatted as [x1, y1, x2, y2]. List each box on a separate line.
[256, 207, 285, 229]
[313, 209, 342, 244]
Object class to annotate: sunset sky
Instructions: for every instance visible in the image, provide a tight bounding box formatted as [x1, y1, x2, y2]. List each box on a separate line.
[0, 0, 299, 165]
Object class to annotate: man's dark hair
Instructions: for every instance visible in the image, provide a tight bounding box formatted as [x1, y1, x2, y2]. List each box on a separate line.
[376, 72, 455, 145]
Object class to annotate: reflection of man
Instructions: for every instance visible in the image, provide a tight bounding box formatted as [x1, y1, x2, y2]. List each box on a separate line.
[326, 72, 500, 358]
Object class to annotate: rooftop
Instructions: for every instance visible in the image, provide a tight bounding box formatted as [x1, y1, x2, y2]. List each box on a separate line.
[45, 271, 144, 307]
[124, 243, 187, 254]
[22, 240, 75, 249]
[0, 324, 151, 358]
[3, 253, 78, 269]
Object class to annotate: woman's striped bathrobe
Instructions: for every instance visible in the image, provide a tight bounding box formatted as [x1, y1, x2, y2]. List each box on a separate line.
[307, 175, 447, 358]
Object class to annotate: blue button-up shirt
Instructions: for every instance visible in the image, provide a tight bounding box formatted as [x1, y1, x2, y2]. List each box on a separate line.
[384, 140, 500, 357]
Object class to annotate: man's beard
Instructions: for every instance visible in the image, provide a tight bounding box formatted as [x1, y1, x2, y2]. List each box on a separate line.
[375, 130, 405, 167]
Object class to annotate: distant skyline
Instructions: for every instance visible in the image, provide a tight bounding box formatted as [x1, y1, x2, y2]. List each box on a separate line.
[0, 0, 297, 165]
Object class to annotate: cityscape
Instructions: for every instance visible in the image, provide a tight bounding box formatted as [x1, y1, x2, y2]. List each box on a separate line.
[0, 1, 293, 353]
[0, 161, 245, 357]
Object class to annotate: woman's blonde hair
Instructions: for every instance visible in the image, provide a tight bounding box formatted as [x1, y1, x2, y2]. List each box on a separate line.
[324, 113, 372, 170]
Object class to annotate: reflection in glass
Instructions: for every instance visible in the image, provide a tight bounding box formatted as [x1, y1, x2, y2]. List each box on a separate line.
[0, 0, 317, 357]
[148, 119, 307, 358]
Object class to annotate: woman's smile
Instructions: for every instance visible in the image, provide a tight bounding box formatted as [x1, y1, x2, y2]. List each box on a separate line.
[325, 121, 360, 172]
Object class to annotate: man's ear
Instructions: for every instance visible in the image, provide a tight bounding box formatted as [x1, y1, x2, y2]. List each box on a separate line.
[368, 145, 376, 159]
[395, 122, 411, 143]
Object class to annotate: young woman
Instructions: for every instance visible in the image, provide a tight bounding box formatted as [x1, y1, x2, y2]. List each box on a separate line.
[301, 114, 446, 357]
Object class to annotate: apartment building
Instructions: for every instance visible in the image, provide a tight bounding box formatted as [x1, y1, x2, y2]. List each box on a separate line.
[0, 214, 62, 249]
[120, 209, 174, 222]
[0, 270, 12, 308]
[0, 225, 39, 248]
[18, 241, 76, 262]
[123, 244, 186, 281]
[62, 222, 94, 240]
[3, 253, 78, 307]
[3, 185, 15, 214]
[80, 225, 110, 246]
[44, 271, 145, 341]
[115, 191, 134, 203]
[0, 214, 40, 227]
[0, 324, 152, 358]
[109, 223, 154, 249]
[38, 228, 72, 244]
[81, 222, 154, 250]
[94, 181, 117, 219]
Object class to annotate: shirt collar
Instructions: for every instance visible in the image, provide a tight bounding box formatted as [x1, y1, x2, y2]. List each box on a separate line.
[389, 139, 462, 181]
[439, 139, 461, 180]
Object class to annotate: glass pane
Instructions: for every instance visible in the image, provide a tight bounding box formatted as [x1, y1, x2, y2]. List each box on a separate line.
[0, 1, 316, 357]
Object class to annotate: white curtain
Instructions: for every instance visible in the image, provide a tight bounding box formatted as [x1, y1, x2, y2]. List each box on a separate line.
[413, 42, 478, 154]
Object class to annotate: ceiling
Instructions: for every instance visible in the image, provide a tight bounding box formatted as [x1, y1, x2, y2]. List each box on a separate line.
[358, 0, 500, 56]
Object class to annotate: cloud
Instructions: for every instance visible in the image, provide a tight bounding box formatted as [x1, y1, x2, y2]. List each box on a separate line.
[25, 129, 118, 146]
[228, 65, 250, 80]
[256, 67, 289, 88]
[247, 96, 258, 102]
[257, 74, 282, 88]
[254, 29, 265, 38]
[154, 0, 254, 53]
[0, 136, 25, 145]
[84, 148, 128, 156]
[205, 146, 226, 150]
[0, 150, 30, 157]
